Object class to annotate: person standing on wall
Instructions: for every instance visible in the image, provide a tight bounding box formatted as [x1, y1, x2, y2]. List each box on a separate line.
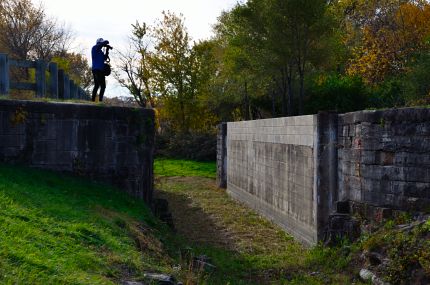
[91, 38, 112, 102]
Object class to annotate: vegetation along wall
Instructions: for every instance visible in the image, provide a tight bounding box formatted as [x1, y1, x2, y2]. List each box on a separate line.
[0, 100, 155, 203]
[219, 108, 430, 246]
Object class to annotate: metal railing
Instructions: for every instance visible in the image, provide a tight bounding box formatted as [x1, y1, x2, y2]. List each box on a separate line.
[0, 53, 89, 100]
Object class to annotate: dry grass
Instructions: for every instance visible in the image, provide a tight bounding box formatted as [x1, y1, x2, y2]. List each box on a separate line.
[155, 176, 308, 284]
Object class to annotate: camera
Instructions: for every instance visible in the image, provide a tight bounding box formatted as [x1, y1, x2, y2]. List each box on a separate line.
[106, 44, 113, 50]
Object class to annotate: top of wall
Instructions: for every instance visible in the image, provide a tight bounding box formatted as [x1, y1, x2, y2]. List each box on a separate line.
[0, 99, 155, 120]
[228, 115, 316, 128]
[340, 107, 430, 124]
[227, 115, 316, 147]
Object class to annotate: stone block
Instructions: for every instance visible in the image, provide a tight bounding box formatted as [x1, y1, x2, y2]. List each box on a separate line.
[56, 120, 78, 151]
[401, 183, 430, 199]
[336, 201, 350, 214]
[416, 122, 430, 136]
[33, 140, 56, 153]
[0, 147, 21, 159]
[394, 152, 430, 166]
[0, 134, 25, 148]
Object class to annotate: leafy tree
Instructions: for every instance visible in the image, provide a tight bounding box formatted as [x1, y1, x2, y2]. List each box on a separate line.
[343, 0, 430, 83]
[148, 11, 203, 132]
[305, 74, 369, 113]
[212, 0, 336, 117]
[283, 0, 333, 114]
[0, 0, 88, 96]
[0, 0, 72, 60]
[51, 52, 92, 91]
[213, 1, 287, 119]
[114, 21, 155, 107]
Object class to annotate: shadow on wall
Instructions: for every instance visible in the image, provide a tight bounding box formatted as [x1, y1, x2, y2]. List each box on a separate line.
[0, 99, 155, 203]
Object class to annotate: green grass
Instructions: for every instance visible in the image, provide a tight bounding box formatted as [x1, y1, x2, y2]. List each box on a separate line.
[0, 163, 173, 284]
[154, 159, 363, 284]
[0, 159, 366, 284]
[154, 158, 216, 179]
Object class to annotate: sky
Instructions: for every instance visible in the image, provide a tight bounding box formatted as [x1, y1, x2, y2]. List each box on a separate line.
[31, 0, 241, 97]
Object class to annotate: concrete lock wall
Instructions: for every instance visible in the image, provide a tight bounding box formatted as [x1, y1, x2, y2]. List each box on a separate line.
[219, 107, 430, 246]
[0, 100, 155, 203]
[225, 115, 321, 245]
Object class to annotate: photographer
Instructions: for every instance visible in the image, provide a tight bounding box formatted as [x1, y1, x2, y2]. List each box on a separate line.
[91, 38, 112, 102]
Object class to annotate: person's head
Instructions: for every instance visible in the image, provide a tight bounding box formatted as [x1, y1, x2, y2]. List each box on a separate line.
[96, 38, 107, 45]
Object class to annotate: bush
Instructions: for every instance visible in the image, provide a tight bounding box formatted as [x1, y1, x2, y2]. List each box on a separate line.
[155, 130, 217, 161]
[305, 75, 369, 114]
[368, 78, 408, 108]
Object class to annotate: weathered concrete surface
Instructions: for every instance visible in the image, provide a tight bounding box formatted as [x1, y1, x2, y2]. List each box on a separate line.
[216, 123, 227, 188]
[0, 99, 155, 203]
[221, 107, 430, 245]
[227, 116, 318, 245]
[338, 108, 430, 212]
[315, 112, 338, 241]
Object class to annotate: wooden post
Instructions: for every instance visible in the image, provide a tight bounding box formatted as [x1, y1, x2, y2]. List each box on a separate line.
[58, 69, 65, 99]
[64, 75, 70, 99]
[0, 54, 10, 96]
[49, 62, 58, 99]
[35, 60, 46, 98]
[70, 80, 77, 99]
[78, 87, 83, 100]
[79, 88, 89, 101]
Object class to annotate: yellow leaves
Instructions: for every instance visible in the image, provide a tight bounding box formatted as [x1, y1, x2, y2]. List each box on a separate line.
[315, 74, 327, 86]
[346, 1, 430, 84]
[347, 28, 395, 83]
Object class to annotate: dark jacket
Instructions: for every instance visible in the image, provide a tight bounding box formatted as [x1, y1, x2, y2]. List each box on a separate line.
[91, 42, 108, 71]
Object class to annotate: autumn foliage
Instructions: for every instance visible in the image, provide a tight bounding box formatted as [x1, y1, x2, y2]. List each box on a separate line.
[347, 2, 430, 84]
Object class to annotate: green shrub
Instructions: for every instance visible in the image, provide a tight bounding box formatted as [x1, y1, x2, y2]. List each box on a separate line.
[155, 130, 216, 161]
[368, 78, 408, 108]
[305, 74, 369, 114]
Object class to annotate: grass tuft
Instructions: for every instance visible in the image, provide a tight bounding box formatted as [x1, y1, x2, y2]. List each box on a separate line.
[154, 158, 216, 179]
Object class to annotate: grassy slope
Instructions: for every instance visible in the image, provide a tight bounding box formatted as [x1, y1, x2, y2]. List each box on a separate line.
[0, 164, 172, 284]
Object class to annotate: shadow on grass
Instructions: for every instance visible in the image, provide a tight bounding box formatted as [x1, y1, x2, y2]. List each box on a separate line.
[154, 186, 306, 285]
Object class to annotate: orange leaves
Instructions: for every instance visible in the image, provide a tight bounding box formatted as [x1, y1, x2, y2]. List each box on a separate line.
[346, 1, 430, 84]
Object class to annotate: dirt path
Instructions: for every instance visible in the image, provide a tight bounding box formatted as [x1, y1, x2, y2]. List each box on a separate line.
[155, 178, 236, 250]
[154, 176, 312, 284]
[155, 176, 303, 255]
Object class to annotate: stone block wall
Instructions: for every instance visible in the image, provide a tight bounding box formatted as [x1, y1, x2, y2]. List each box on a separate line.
[220, 108, 430, 245]
[0, 100, 155, 203]
[226, 116, 318, 245]
[338, 108, 430, 212]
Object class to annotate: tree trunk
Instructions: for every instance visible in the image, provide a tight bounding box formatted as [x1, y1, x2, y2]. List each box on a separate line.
[287, 63, 294, 116]
[271, 89, 276, 117]
[298, 72, 304, 115]
[244, 81, 250, 120]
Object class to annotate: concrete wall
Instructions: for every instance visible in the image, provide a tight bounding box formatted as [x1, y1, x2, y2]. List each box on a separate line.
[338, 108, 430, 212]
[220, 107, 430, 245]
[0, 99, 155, 203]
[226, 116, 318, 245]
[216, 123, 227, 188]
